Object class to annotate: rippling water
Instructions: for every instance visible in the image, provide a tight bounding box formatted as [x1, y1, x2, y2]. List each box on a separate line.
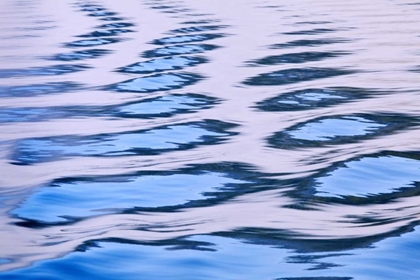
[1, 0, 420, 279]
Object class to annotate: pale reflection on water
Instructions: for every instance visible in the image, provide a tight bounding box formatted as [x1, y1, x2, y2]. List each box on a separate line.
[0, 0, 420, 278]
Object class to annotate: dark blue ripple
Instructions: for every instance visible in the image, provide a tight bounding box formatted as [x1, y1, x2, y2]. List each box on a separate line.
[409, 67, 420, 73]
[3, 228, 420, 279]
[248, 51, 348, 66]
[80, 7, 106, 12]
[268, 114, 417, 148]
[0, 105, 103, 123]
[77, 29, 133, 38]
[107, 72, 203, 93]
[0, 65, 89, 79]
[256, 87, 374, 111]
[168, 25, 227, 34]
[114, 93, 219, 118]
[0, 94, 218, 122]
[243, 68, 353, 86]
[117, 56, 207, 74]
[270, 39, 347, 49]
[99, 17, 128, 22]
[181, 19, 221, 25]
[11, 170, 246, 223]
[150, 5, 177, 10]
[44, 49, 112, 61]
[0, 108, 52, 123]
[151, 33, 225, 45]
[283, 28, 337, 35]
[0, 235, 349, 279]
[77, 4, 101, 9]
[12, 120, 238, 164]
[161, 8, 192, 14]
[0, 82, 83, 97]
[96, 22, 135, 29]
[142, 44, 219, 58]
[312, 152, 420, 199]
[88, 11, 118, 17]
[66, 38, 122, 47]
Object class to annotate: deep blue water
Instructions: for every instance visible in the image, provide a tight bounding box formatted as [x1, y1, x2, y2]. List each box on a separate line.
[1, 0, 420, 279]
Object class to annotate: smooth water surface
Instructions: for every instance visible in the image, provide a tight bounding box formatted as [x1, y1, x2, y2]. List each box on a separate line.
[1, 0, 420, 279]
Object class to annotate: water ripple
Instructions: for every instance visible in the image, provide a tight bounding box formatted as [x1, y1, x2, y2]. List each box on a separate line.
[99, 17, 129, 22]
[117, 56, 208, 74]
[107, 72, 203, 93]
[66, 38, 123, 47]
[256, 87, 375, 111]
[0, 65, 89, 79]
[88, 11, 119, 17]
[1, 0, 420, 277]
[283, 28, 338, 36]
[243, 68, 353, 86]
[269, 38, 348, 49]
[268, 114, 417, 148]
[168, 25, 228, 34]
[311, 151, 420, 199]
[248, 51, 348, 66]
[12, 120, 238, 164]
[44, 49, 112, 62]
[151, 33, 225, 45]
[77, 29, 134, 38]
[114, 93, 219, 118]
[96, 22, 135, 29]
[142, 43, 219, 58]
[0, 82, 83, 97]
[11, 170, 247, 223]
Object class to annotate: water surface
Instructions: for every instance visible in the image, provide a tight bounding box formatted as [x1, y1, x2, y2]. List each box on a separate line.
[1, 0, 420, 279]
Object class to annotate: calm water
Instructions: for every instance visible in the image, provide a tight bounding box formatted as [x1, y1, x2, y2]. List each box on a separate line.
[1, 0, 420, 279]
